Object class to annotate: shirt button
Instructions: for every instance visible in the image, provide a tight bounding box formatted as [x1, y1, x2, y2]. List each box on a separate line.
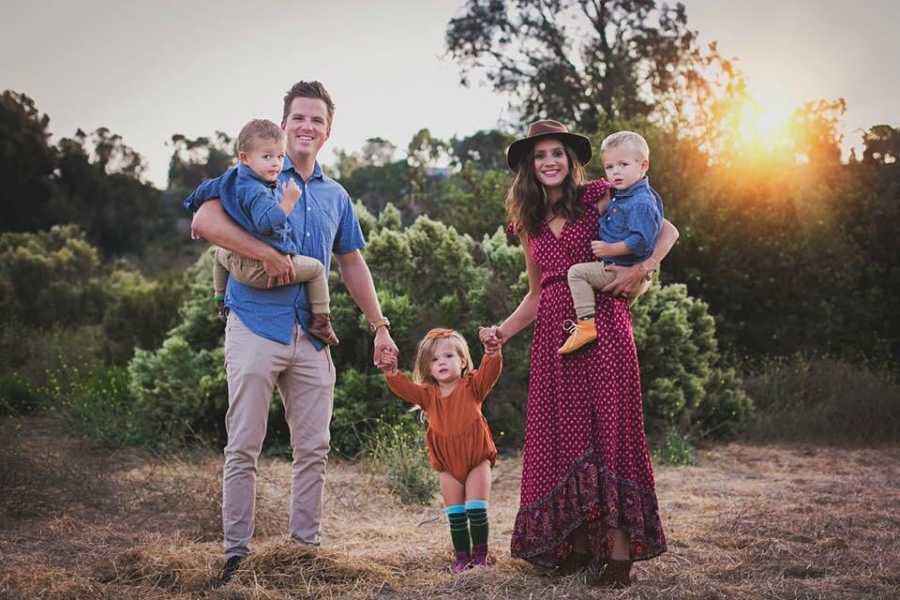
[306, 233, 310, 237]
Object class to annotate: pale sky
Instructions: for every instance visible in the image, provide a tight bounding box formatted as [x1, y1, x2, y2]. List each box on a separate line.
[2, 0, 898, 188]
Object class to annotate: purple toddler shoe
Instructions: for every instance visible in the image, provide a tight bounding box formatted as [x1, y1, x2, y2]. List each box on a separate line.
[471, 544, 493, 567]
[451, 550, 472, 574]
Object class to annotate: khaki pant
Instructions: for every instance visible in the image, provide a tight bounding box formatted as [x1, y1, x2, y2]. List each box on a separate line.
[213, 246, 330, 314]
[567, 261, 651, 319]
[222, 312, 336, 558]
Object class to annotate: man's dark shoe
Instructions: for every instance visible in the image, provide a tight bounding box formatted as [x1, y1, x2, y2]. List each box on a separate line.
[220, 555, 244, 584]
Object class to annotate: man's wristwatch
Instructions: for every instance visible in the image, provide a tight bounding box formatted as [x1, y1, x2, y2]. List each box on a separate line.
[369, 316, 391, 333]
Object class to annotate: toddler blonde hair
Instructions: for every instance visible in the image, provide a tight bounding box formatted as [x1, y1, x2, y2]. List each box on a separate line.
[600, 130, 650, 162]
[412, 328, 473, 385]
[237, 119, 285, 154]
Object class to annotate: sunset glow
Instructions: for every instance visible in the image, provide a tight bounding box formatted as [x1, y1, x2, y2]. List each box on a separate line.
[728, 91, 797, 153]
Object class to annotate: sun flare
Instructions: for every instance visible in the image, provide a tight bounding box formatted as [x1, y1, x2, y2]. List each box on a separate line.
[730, 91, 797, 151]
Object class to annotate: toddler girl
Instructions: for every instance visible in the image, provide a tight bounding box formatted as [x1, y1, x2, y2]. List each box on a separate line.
[379, 328, 502, 573]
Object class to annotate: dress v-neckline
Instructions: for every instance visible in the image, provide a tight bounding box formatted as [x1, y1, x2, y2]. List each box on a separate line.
[546, 217, 567, 241]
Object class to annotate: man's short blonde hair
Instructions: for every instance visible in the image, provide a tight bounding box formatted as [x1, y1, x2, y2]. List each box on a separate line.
[600, 131, 650, 162]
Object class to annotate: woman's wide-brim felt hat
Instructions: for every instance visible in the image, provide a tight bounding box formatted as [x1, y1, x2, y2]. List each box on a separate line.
[506, 119, 592, 171]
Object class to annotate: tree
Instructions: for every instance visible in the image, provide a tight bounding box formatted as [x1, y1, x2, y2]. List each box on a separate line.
[787, 98, 847, 165]
[407, 128, 449, 201]
[862, 124, 900, 165]
[55, 129, 166, 256]
[449, 129, 515, 171]
[0, 91, 59, 232]
[360, 137, 397, 167]
[167, 131, 235, 192]
[446, 0, 734, 133]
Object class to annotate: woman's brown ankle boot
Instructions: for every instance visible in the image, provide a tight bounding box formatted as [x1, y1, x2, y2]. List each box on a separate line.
[592, 559, 632, 587]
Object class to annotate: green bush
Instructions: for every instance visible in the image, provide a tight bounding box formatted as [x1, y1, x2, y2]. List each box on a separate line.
[0, 373, 43, 416]
[331, 367, 403, 458]
[743, 355, 900, 444]
[124, 211, 748, 451]
[128, 336, 227, 448]
[652, 428, 698, 466]
[366, 417, 437, 505]
[101, 269, 186, 364]
[45, 364, 144, 446]
[0, 322, 106, 385]
[0, 225, 107, 328]
[632, 281, 753, 437]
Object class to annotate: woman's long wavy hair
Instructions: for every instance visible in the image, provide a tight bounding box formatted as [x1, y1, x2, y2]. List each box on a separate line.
[505, 137, 586, 237]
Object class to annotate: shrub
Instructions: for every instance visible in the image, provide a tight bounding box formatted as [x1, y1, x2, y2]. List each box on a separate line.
[652, 428, 697, 466]
[331, 367, 403, 458]
[743, 355, 900, 444]
[128, 336, 227, 448]
[45, 364, 144, 446]
[1, 322, 106, 386]
[366, 417, 437, 505]
[0, 225, 107, 327]
[101, 269, 186, 364]
[0, 373, 43, 416]
[632, 281, 753, 437]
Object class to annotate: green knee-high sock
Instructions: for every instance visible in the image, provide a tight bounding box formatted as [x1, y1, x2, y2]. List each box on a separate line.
[465, 500, 489, 546]
[445, 505, 470, 553]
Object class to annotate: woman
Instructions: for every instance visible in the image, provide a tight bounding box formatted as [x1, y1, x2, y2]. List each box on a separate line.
[480, 120, 677, 586]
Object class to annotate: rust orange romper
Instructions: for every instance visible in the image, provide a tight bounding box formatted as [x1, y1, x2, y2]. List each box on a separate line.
[384, 352, 503, 485]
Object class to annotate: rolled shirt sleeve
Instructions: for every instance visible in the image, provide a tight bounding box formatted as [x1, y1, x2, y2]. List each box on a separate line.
[183, 175, 223, 213]
[243, 187, 289, 239]
[622, 201, 663, 257]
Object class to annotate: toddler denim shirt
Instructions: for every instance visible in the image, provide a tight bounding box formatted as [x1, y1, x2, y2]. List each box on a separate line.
[184, 157, 366, 348]
[598, 176, 664, 266]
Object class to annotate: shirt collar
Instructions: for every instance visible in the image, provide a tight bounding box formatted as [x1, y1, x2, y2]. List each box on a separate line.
[237, 163, 277, 189]
[282, 155, 324, 181]
[613, 176, 650, 199]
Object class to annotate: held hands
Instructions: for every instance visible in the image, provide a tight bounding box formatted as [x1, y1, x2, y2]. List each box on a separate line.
[378, 347, 398, 374]
[374, 327, 399, 371]
[478, 325, 504, 355]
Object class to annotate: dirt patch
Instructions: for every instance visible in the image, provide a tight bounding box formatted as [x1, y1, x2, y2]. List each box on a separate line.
[1, 417, 898, 599]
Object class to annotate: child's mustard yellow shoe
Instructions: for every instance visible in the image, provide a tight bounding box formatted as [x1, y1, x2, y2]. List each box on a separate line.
[558, 318, 597, 354]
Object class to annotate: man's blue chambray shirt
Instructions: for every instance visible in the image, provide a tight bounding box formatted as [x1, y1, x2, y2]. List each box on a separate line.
[183, 157, 366, 348]
[598, 176, 664, 266]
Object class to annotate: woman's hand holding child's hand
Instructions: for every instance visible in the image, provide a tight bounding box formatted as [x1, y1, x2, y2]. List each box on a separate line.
[478, 326, 503, 355]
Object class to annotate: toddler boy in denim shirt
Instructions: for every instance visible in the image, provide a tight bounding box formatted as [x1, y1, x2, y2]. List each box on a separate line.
[559, 131, 663, 354]
[188, 118, 338, 345]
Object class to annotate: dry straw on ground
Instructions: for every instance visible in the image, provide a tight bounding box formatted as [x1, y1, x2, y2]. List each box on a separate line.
[1, 416, 898, 599]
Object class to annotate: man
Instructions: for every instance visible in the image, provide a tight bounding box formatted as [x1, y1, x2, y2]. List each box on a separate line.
[186, 81, 398, 583]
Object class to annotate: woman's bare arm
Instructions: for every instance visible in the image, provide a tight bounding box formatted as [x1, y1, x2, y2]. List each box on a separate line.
[495, 235, 542, 342]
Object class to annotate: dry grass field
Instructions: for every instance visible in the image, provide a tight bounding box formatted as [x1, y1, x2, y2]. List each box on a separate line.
[2, 416, 899, 599]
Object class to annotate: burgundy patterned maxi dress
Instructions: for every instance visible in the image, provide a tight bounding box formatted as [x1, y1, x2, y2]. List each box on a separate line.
[509, 179, 667, 568]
